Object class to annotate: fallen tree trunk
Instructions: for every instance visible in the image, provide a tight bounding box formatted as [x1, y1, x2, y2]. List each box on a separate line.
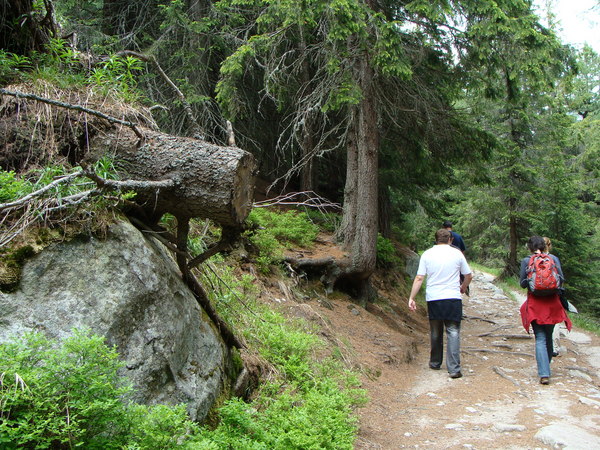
[1, 87, 256, 229]
[1, 87, 256, 353]
[94, 128, 256, 226]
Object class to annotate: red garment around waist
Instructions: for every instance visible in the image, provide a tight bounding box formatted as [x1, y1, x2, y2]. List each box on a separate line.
[519, 292, 572, 332]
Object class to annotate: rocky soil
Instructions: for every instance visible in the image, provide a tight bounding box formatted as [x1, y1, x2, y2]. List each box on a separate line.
[284, 269, 600, 449]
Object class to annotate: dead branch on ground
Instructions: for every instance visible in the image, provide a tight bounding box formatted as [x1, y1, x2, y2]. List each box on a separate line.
[463, 315, 497, 324]
[463, 347, 533, 358]
[565, 366, 596, 377]
[476, 325, 513, 336]
[253, 191, 341, 211]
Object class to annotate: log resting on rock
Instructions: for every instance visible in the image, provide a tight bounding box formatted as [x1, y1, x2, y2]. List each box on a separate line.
[92, 128, 256, 227]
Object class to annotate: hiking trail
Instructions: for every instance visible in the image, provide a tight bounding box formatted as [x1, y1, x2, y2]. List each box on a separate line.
[292, 269, 600, 449]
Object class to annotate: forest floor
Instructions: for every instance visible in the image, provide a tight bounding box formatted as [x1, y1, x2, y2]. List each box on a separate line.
[273, 239, 600, 449]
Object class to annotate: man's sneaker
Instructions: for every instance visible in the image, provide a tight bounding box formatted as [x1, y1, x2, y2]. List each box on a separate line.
[540, 377, 549, 385]
[449, 372, 462, 379]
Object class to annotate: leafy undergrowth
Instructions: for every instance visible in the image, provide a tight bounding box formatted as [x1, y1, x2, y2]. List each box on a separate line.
[190, 208, 372, 448]
[1, 208, 375, 448]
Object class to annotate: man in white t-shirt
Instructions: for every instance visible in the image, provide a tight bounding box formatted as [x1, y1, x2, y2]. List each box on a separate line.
[408, 228, 472, 378]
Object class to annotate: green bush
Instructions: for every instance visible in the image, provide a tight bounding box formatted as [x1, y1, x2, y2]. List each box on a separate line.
[0, 171, 33, 202]
[0, 329, 200, 449]
[582, 298, 600, 319]
[255, 310, 321, 383]
[196, 369, 363, 449]
[125, 404, 201, 449]
[376, 234, 401, 268]
[245, 208, 319, 273]
[0, 50, 32, 84]
[197, 260, 366, 449]
[0, 329, 131, 448]
[302, 209, 341, 233]
[247, 208, 319, 247]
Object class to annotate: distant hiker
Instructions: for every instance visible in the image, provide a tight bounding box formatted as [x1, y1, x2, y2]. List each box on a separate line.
[443, 220, 468, 295]
[442, 220, 466, 253]
[408, 228, 473, 379]
[519, 235, 572, 385]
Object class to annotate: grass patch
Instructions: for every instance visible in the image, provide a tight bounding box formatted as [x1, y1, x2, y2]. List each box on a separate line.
[571, 313, 600, 335]
[0, 330, 201, 448]
[469, 262, 502, 278]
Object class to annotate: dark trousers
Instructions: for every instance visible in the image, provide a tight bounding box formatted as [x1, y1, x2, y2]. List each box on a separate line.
[429, 319, 461, 374]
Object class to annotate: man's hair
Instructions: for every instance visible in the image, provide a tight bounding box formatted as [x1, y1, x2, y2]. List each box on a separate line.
[442, 220, 453, 228]
[527, 235, 546, 253]
[435, 228, 452, 244]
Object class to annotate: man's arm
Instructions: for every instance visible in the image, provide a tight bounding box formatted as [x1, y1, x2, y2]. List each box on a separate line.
[460, 272, 473, 294]
[408, 275, 425, 311]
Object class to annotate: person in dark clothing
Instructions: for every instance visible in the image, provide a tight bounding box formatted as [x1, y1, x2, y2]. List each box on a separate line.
[442, 221, 466, 252]
[443, 221, 468, 295]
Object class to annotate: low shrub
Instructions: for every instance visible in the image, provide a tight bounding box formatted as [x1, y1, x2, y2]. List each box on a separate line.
[0, 329, 199, 449]
[245, 208, 319, 273]
[376, 234, 401, 268]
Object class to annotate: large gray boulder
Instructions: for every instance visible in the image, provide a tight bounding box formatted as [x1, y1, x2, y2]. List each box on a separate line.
[0, 220, 231, 422]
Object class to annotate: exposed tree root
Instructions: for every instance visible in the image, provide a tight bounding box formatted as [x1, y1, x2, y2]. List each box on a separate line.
[492, 366, 521, 386]
[464, 347, 534, 357]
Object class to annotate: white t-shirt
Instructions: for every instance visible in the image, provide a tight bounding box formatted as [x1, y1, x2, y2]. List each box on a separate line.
[416, 244, 471, 302]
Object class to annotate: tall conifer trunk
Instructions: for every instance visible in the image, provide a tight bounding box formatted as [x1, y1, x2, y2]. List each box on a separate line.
[337, 55, 379, 303]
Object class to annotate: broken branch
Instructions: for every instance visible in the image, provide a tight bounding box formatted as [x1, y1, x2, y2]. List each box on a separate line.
[0, 171, 83, 211]
[0, 88, 144, 139]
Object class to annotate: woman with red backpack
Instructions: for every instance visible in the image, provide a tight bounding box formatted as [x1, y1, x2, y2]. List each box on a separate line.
[519, 235, 572, 385]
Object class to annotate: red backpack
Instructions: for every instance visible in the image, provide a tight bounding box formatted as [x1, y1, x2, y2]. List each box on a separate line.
[526, 253, 560, 296]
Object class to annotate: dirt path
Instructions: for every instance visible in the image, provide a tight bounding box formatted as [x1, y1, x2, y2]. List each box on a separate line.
[349, 270, 600, 449]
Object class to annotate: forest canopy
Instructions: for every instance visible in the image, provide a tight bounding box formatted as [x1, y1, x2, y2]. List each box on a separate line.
[1, 0, 599, 314]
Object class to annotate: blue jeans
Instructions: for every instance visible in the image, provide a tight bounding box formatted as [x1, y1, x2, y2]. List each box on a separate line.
[532, 321, 555, 378]
[429, 320, 461, 374]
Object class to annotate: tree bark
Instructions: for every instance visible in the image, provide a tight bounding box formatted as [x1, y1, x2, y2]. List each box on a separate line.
[335, 55, 379, 304]
[299, 30, 315, 192]
[91, 127, 256, 227]
[1, 0, 57, 54]
[351, 57, 379, 279]
[338, 120, 358, 245]
[0, 88, 256, 228]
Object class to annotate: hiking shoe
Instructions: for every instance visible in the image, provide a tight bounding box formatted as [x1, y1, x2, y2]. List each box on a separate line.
[429, 365, 441, 370]
[449, 372, 462, 379]
[540, 377, 549, 385]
